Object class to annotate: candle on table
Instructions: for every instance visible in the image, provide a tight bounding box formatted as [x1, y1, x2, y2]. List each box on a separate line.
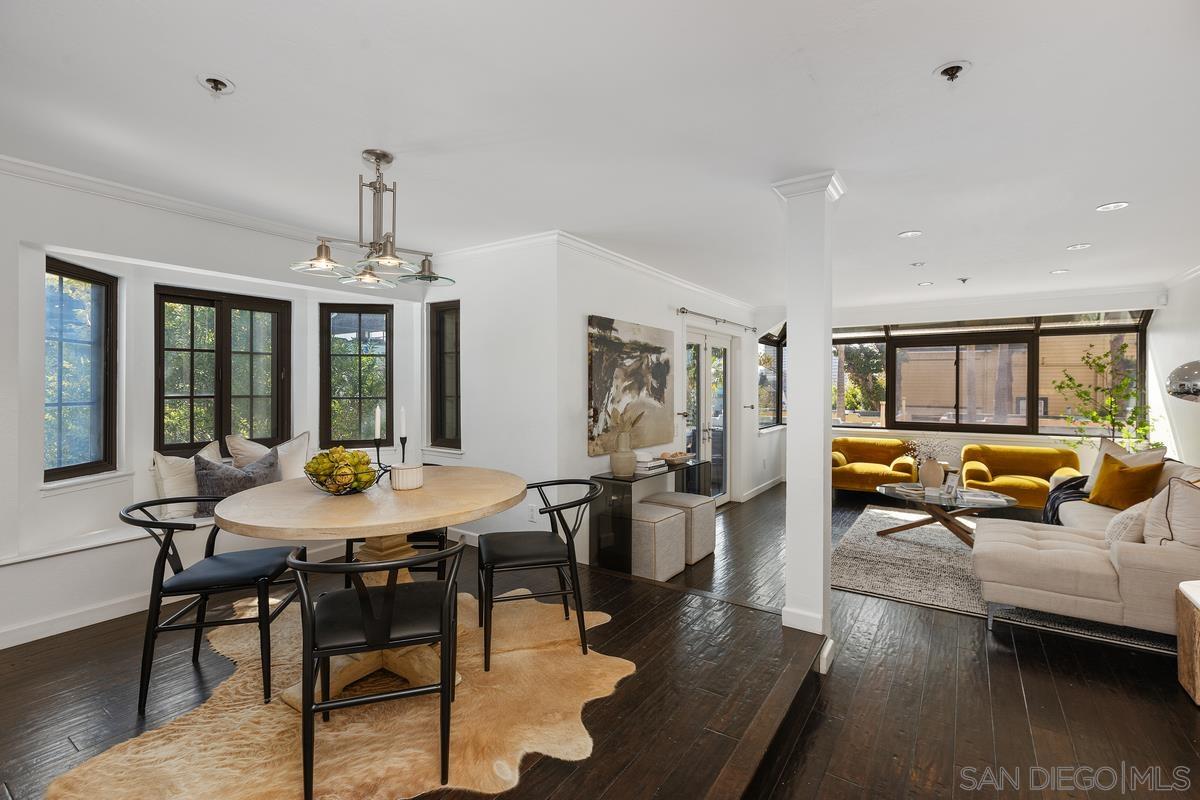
[374, 403, 382, 440]
[399, 406, 407, 438]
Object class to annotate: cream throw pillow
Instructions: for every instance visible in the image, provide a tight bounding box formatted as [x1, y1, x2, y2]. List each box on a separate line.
[1083, 438, 1166, 493]
[1104, 498, 1150, 547]
[151, 440, 222, 519]
[225, 431, 310, 480]
[1143, 478, 1200, 548]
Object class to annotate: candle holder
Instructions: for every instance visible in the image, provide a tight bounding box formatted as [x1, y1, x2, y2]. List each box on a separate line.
[373, 438, 390, 475]
[399, 436, 408, 465]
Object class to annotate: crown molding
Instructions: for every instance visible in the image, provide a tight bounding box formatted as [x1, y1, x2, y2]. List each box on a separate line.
[434, 230, 561, 260]
[0, 153, 367, 252]
[554, 231, 756, 311]
[1166, 263, 1200, 288]
[772, 170, 846, 202]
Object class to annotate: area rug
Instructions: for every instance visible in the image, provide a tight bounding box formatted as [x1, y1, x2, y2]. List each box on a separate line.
[832, 505, 1177, 654]
[46, 591, 636, 800]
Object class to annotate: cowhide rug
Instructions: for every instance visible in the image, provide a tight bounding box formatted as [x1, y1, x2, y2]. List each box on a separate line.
[47, 590, 635, 799]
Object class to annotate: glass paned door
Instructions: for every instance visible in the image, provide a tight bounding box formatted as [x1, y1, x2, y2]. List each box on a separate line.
[686, 330, 732, 504]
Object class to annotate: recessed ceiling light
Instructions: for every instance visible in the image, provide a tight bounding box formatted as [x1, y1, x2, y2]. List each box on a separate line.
[1066, 243, 1092, 251]
[909, 261, 926, 267]
[196, 73, 236, 97]
[1095, 202, 1129, 212]
[918, 281, 934, 287]
[898, 230, 923, 239]
[1050, 269, 1071, 275]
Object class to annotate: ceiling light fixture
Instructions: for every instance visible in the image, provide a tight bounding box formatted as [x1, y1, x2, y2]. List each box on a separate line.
[290, 149, 444, 288]
[1066, 243, 1092, 251]
[1050, 268, 1071, 275]
[898, 230, 924, 239]
[933, 60, 972, 82]
[1095, 202, 1129, 212]
[918, 281, 934, 287]
[399, 256, 456, 287]
[909, 261, 926, 268]
[196, 73, 236, 97]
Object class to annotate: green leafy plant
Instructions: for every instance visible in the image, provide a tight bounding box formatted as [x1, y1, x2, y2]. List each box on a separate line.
[1051, 342, 1159, 449]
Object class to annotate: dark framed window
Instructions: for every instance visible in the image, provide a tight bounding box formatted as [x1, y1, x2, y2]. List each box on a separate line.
[155, 286, 291, 456]
[429, 300, 461, 449]
[758, 325, 786, 428]
[831, 311, 1151, 436]
[44, 258, 118, 481]
[319, 304, 393, 448]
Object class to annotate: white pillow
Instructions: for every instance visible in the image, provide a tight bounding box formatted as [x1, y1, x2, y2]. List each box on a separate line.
[151, 441, 222, 519]
[1144, 478, 1200, 548]
[1084, 438, 1167, 493]
[225, 431, 310, 480]
[1104, 498, 1150, 547]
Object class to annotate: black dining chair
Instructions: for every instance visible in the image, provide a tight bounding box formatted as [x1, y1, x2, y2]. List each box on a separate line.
[477, 479, 602, 671]
[119, 497, 301, 715]
[287, 543, 465, 798]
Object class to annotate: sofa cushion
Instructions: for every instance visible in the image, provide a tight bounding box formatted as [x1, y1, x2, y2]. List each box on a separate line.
[832, 437, 909, 466]
[960, 444, 1079, 480]
[1083, 438, 1166, 493]
[832, 462, 912, 492]
[1058, 499, 1119, 531]
[965, 474, 1050, 510]
[972, 519, 1120, 602]
[1104, 498, 1150, 546]
[1158, 461, 1200, 494]
[226, 430, 310, 479]
[1144, 478, 1200, 547]
[1088, 453, 1165, 511]
[194, 450, 280, 516]
[152, 441, 223, 519]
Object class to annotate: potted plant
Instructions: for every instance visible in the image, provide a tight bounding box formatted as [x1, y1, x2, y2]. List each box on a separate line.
[607, 407, 644, 477]
[906, 438, 956, 488]
[1051, 342, 1161, 451]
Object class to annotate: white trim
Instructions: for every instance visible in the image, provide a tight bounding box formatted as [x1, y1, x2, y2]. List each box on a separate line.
[757, 424, 786, 437]
[737, 476, 783, 503]
[434, 230, 561, 260]
[816, 638, 837, 674]
[772, 170, 846, 202]
[422, 446, 465, 460]
[781, 605, 824, 634]
[40, 469, 135, 496]
[1166, 264, 1200, 288]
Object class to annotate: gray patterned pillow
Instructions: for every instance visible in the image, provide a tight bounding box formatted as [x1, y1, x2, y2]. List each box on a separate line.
[194, 449, 280, 515]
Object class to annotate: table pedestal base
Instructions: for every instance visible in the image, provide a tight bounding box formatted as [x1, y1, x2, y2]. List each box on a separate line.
[876, 505, 979, 547]
[276, 532, 459, 713]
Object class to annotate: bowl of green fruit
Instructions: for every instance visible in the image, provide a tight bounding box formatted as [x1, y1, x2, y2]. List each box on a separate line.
[303, 446, 385, 495]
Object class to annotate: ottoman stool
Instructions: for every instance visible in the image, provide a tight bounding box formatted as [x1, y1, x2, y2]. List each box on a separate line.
[643, 491, 716, 564]
[1178, 581, 1200, 705]
[631, 502, 686, 582]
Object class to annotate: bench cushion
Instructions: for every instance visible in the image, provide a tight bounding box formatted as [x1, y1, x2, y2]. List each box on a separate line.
[972, 519, 1119, 602]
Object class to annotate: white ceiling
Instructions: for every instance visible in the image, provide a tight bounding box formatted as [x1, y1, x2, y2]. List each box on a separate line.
[2, 0, 1198, 309]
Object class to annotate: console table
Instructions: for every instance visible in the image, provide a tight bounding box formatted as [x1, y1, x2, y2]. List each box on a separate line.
[589, 460, 711, 573]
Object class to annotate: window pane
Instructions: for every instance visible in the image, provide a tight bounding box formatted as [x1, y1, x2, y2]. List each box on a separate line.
[231, 397, 251, 439]
[60, 342, 96, 402]
[61, 277, 97, 342]
[231, 353, 251, 396]
[194, 350, 215, 396]
[895, 345, 956, 424]
[162, 399, 190, 444]
[252, 354, 273, 395]
[443, 398, 458, 438]
[252, 311, 273, 353]
[361, 356, 386, 397]
[44, 408, 60, 466]
[832, 342, 886, 427]
[193, 398, 215, 442]
[330, 312, 359, 353]
[1039, 332, 1140, 435]
[193, 305, 216, 350]
[443, 309, 458, 351]
[251, 397, 273, 439]
[61, 405, 100, 464]
[164, 351, 191, 396]
[231, 308, 251, 352]
[360, 402, 385, 439]
[330, 355, 359, 397]
[361, 314, 387, 354]
[759, 343, 779, 427]
[330, 399, 360, 441]
[45, 274, 61, 337]
[45, 340, 59, 403]
[429, 303, 459, 446]
[163, 303, 191, 349]
[958, 342, 1028, 426]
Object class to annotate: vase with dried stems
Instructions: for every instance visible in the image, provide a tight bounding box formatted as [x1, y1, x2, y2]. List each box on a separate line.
[607, 407, 644, 477]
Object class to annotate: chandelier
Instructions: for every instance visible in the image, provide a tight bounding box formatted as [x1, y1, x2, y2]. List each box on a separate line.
[290, 148, 454, 288]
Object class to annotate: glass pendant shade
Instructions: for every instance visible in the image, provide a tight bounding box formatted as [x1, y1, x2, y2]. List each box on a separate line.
[399, 256, 456, 286]
[338, 267, 397, 289]
[353, 237, 417, 276]
[290, 240, 345, 275]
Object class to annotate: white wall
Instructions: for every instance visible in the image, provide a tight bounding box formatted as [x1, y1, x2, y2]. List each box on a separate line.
[1148, 268, 1200, 464]
[0, 165, 423, 647]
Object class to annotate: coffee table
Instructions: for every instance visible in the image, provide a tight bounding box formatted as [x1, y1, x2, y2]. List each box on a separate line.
[875, 482, 1017, 547]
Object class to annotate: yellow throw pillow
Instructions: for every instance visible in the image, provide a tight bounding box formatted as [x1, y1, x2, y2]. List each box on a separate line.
[1087, 453, 1165, 511]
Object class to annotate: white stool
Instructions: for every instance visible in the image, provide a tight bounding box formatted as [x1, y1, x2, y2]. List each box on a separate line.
[631, 502, 686, 582]
[643, 491, 716, 564]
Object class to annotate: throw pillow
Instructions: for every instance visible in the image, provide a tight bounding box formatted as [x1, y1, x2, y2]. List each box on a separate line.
[151, 441, 222, 519]
[1083, 438, 1167, 493]
[194, 450, 280, 516]
[1144, 478, 1200, 548]
[226, 430, 310, 479]
[1104, 498, 1150, 547]
[1087, 453, 1165, 511]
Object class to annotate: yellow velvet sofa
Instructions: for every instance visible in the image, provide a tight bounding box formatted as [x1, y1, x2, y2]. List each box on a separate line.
[960, 444, 1082, 510]
[832, 437, 917, 492]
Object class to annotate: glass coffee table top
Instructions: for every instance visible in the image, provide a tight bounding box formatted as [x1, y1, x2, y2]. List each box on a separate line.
[876, 482, 1017, 510]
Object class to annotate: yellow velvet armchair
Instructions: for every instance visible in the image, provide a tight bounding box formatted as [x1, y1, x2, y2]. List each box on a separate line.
[832, 437, 917, 492]
[960, 444, 1082, 510]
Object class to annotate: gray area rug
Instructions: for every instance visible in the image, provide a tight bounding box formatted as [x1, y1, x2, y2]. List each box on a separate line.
[832, 505, 1177, 654]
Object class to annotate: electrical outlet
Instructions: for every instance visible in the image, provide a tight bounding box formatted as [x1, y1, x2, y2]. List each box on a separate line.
[527, 504, 538, 523]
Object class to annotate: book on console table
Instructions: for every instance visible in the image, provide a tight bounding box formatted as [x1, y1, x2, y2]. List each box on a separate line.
[634, 464, 669, 476]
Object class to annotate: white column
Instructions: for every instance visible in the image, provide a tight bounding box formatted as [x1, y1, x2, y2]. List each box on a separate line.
[773, 171, 843, 666]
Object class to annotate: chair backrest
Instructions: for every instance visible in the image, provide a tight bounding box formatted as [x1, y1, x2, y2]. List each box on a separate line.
[119, 497, 226, 578]
[832, 437, 909, 466]
[528, 479, 602, 563]
[961, 444, 1079, 479]
[287, 543, 465, 650]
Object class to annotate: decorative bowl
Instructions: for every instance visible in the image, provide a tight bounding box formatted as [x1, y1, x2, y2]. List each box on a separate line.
[662, 453, 695, 466]
[304, 466, 387, 496]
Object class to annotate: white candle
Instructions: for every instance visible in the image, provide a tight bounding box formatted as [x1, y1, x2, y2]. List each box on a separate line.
[374, 404, 382, 440]
[399, 406, 407, 438]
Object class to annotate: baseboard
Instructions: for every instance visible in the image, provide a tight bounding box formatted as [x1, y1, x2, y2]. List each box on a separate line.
[0, 541, 344, 651]
[816, 638, 837, 674]
[737, 476, 783, 503]
[781, 605, 824, 634]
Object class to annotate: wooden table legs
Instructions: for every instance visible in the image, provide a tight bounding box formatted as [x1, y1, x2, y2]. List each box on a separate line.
[875, 504, 978, 547]
[277, 533, 453, 712]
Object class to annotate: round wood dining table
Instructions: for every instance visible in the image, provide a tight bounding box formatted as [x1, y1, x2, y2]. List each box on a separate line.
[215, 465, 527, 711]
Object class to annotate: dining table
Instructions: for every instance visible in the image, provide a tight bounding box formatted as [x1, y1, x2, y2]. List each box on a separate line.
[215, 465, 527, 711]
